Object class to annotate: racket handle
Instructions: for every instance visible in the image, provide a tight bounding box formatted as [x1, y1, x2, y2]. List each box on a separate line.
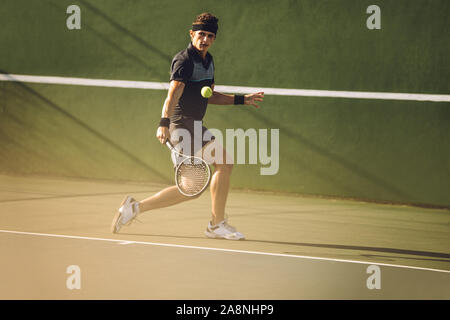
[166, 140, 185, 159]
[165, 140, 175, 151]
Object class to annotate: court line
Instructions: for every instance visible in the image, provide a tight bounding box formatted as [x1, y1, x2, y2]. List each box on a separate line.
[1, 73, 449, 102]
[0, 229, 449, 274]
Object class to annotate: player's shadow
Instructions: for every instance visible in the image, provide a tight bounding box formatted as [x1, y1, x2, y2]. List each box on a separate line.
[120, 232, 450, 263]
[0, 71, 169, 183]
[358, 254, 450, 263]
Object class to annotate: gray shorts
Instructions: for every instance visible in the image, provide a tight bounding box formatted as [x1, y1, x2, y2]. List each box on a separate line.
[169, 115, 215, 165]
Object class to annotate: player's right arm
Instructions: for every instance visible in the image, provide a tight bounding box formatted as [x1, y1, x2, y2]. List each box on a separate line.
[156, 80, 185, 144]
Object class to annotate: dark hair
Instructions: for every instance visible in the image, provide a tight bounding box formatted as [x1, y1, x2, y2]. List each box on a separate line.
[193, 12, 219, 27]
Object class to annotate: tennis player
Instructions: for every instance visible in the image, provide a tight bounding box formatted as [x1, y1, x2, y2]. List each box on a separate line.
[111, 13, 264, 240]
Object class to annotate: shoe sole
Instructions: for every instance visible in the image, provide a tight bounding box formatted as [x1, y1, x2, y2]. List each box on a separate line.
[110, 195, 132, 234]
[204, 230, 245, 241]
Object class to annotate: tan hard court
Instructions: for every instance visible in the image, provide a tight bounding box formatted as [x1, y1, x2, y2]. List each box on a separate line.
[0, 173, 449, 299]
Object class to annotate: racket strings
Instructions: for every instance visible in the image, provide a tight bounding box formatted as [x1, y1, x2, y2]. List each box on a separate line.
[176, 159, 210, 195]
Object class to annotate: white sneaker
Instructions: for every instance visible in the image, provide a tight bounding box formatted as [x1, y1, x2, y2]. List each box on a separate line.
[111, 196, 140, 234]
[205, 220, 245, 240]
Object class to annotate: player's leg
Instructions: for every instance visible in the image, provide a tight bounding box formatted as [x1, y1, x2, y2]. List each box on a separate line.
[136, 119, 201, 212]
[111, 185, 197, 233]
[200, 138, 232, 224]
[210, 161, 232, 225]
[111, 120, 198, 233]
[202, 140, 245, 240]
[138, 185, 196, 212]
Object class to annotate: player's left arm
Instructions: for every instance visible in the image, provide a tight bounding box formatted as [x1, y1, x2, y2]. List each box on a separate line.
[208, 84, 264, 108]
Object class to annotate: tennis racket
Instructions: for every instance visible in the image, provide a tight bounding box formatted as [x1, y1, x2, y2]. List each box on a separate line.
[166, 140, 211, 197]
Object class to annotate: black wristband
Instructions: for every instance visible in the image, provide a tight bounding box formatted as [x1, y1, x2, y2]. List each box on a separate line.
[159, 117, 170, 127]
[234, 95, 245, 105]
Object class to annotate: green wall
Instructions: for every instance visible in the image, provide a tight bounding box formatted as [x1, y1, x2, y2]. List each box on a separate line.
[1, 0, 449, 207]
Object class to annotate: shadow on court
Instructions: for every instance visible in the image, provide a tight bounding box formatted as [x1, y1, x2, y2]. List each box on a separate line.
[0, 174, 449, 299]
[0, 190, 153, 203]
[0, 72, 169, 183]
[120, 232, 450, 262]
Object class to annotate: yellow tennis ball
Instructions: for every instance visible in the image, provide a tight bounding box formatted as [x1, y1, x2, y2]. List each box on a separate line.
[201, 86, 213, 98]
